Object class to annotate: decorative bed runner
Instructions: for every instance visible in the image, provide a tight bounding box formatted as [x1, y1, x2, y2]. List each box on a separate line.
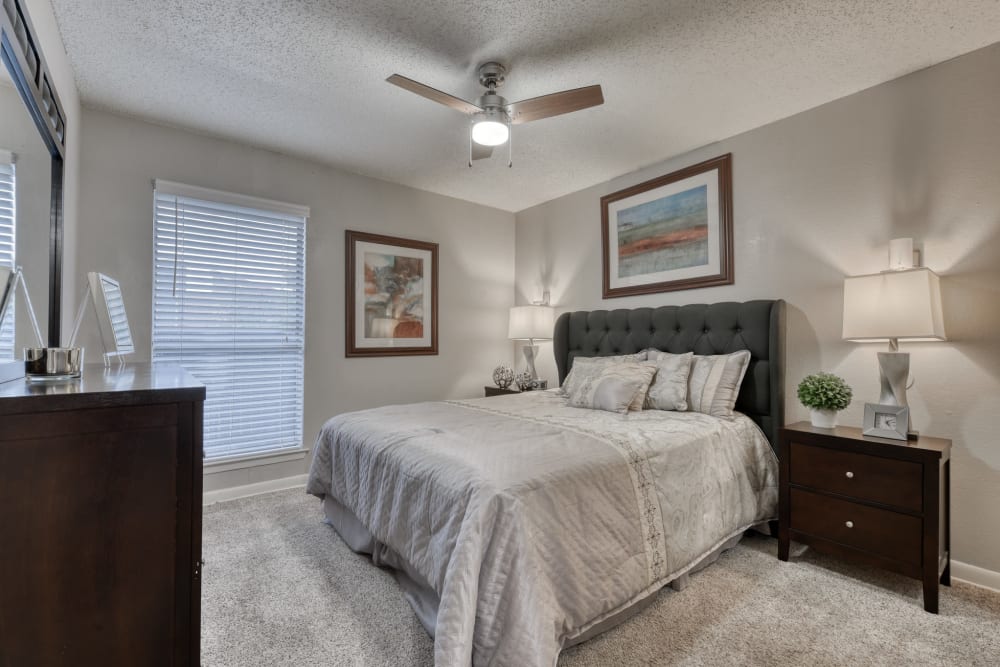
[445, 395, 668, 582]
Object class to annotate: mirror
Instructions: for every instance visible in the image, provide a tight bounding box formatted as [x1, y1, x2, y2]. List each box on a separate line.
[0, 266, 13, 327]
[0, 0, 69, 367]
[0, 62, 51, 360]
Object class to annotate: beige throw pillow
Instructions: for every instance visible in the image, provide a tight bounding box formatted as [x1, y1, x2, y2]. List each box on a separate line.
[561, 351, 648, 408]
[687, 350, 752, 419]
[565, 361, 658, 414]
[642, 351, 694, 411]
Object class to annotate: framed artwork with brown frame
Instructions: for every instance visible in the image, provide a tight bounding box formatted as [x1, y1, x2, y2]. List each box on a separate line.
[601, 153, 734, 299]
[345, 230, 438, 357]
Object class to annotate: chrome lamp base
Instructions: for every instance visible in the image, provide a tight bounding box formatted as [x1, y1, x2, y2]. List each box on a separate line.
[521, 344, 539, 381]
[24, 347, 84, 380]
[877, 349, 919, 440]
[877, 351, 909, 406]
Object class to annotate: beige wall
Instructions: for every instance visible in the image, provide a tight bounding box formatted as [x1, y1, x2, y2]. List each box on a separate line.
[515, 43, 1000, 573]
[75, 108, 515, 491]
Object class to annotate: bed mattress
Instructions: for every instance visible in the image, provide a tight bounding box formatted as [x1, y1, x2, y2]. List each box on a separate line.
[306, 389, 778, 666]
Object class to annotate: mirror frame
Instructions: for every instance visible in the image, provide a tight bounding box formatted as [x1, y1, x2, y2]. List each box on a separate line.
[1, 0, 67, 346]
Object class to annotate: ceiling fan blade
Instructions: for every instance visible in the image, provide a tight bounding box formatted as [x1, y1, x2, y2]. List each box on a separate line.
[507, 85, 604, 125]
[471, 143, 494, 161]
[386, 74, 482, 115]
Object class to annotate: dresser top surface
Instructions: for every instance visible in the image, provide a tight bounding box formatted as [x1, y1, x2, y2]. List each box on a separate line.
[0, 363, 205, 414]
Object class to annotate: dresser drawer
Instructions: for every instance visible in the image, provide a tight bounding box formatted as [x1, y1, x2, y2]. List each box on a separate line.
[789, 441, 922, 511]
[790, 488, 922, 565]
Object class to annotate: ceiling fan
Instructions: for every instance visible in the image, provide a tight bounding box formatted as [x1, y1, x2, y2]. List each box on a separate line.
[387, 62, 604, 167]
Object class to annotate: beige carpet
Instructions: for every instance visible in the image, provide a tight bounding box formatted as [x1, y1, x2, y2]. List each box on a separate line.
[202, 489, 1000, 666]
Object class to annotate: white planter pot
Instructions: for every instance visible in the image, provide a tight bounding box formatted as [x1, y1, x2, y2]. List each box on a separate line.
[810, 408, 838, 429]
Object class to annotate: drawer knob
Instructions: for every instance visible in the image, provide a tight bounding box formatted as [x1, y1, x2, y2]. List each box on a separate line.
[845, 520, 854, 529]
[845, 471, 854, 479]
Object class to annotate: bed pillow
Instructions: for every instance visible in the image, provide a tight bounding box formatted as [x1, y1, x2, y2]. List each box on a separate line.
[565, 361, 658, 414]
[687, 350, 752, 419]
[642, 351, 694, 411]
[560, 351, 648, 404]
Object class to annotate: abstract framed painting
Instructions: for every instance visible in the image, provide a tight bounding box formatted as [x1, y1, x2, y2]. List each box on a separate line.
[601, 153, 734, 298]
[346, 230, 438, 357]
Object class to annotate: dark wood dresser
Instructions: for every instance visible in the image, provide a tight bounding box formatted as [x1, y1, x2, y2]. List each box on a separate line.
[778, 422, 950, 612]
[0, 364, 205, 666]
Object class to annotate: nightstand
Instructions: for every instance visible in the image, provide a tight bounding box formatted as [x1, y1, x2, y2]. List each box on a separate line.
[778, 422, 951, 613]
[484, 386, 519, 397]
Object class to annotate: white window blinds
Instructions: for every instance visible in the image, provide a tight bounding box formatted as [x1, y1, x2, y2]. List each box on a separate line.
[152, 180, 308, 460]
[0, 154, 15, 359]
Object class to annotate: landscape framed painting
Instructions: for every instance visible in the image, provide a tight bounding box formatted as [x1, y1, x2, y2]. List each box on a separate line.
[346, 230, 438, 357]
[601, 154, 733, 298]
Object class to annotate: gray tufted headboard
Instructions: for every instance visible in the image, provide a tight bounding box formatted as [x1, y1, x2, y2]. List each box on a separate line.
[553, 300, 785, 450]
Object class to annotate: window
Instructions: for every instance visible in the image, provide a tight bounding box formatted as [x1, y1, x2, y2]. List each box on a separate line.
[0, 151, 15, 359]
[152, 180, 307, 461]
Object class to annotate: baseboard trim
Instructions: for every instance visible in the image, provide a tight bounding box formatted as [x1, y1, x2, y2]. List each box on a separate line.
[952, 559, 1000, 592]
[202, 474, 307, 506]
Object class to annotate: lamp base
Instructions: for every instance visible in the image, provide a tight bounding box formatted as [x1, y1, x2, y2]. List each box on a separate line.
[522, 344, 540, 380]
[877, 351, 909, 406]
[877, 350, 919, 441]
[24, 347, 84, 379]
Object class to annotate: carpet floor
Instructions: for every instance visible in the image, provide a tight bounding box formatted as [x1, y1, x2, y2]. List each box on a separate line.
[202, 489, 1000, 666]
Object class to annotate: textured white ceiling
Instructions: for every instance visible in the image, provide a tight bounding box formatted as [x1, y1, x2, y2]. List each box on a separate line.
[50, 0, 1000, 212]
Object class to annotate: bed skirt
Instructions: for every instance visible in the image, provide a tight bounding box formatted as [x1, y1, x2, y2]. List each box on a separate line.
[321, 495, 756, 647]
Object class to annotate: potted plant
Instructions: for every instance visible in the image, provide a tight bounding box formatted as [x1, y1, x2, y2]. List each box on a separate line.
[797, 372, 853, 428]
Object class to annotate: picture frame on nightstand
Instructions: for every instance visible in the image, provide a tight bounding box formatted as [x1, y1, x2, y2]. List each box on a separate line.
[862, 403, 909, 440]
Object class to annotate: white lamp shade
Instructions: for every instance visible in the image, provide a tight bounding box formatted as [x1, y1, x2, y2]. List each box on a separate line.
[508, 305, 554, 341]
[842, 267, 945, 342]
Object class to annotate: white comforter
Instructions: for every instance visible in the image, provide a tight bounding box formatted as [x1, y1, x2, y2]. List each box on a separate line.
[306, 389, 777, 666]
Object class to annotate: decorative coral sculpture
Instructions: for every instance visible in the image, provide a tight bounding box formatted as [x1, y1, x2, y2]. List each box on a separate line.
[515, 371, 535, 391]
[493, 364, 514, 389]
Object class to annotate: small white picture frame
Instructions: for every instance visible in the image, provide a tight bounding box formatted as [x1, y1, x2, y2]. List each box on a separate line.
[88, 272, 135, 360]
[862, 403, 909, 441]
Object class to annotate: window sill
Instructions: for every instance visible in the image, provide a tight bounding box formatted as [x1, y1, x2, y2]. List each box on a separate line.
[204, 447, 308, 473]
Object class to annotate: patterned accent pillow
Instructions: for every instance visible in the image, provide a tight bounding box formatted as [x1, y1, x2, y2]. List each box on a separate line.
[565, 361, 658, 414]
[687, 350, 752, 419]
[561, 351, 648, 405]
[642, 351, 694, 411]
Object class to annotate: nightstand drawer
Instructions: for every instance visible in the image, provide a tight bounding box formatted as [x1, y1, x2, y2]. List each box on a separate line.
[789, 442, 922, 511]
[790, 488, 922, 565]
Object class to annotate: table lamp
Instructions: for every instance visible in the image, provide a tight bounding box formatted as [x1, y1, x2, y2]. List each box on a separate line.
[842, 265, 945, 419]
[508, 304, 554, 384]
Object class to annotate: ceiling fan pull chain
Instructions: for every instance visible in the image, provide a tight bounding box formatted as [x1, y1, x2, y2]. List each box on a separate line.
[468, 118, 473, 168]
[508, 117, 513, 168]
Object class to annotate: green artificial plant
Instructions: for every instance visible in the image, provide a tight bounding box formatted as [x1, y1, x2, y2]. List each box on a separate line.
[797, 372, 853, 411]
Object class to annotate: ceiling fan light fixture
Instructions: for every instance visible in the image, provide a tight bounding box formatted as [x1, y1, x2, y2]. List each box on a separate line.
[387, 64, 604, 164]
[471, 116, 509, 146]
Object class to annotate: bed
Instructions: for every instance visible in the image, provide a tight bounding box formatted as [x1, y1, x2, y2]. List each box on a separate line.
[307, 300, 785, 666]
